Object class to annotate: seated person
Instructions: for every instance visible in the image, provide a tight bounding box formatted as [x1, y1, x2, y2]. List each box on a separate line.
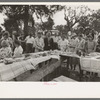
[13, 40, 23, 58]
[0, 40, 12, 59]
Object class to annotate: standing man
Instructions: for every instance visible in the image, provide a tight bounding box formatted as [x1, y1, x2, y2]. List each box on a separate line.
[35, 31, 44, 52]
[44, 31, 54, 51]
[25, 32, 35, 53]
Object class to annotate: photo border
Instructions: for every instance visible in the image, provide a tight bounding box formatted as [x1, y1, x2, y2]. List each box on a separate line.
[0, 0, 100, 99]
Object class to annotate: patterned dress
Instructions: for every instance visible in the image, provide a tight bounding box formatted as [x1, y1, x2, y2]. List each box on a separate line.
[0, 47, 12, 59]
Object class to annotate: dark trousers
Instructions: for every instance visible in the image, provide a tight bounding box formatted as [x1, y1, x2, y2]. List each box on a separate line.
[26, 43, 33, 53]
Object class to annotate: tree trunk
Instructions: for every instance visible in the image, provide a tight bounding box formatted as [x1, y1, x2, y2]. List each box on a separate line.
[24, 5, 29, 37]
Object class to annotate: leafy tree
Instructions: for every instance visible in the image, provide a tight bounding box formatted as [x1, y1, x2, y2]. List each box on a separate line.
[64, 5, 91, 32]
[0, 5, 63, 36]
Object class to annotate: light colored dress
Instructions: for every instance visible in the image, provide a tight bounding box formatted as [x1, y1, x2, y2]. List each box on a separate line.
[35, 37, 44, 52]
[0, 47, 12, 59]
[77, 39, 85, 51]
[69, 38, 79, 52]
[14, 46, 23, 57]
[58, 39, 69, 52]
[85, 40, 96, 54]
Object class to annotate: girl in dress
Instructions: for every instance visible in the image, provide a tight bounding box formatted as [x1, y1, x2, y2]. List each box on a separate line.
[13, 40, 23, 58]
[0, 40, 12, 59]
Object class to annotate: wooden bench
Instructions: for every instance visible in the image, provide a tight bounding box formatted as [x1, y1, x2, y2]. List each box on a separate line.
[52, 75, 77, 82]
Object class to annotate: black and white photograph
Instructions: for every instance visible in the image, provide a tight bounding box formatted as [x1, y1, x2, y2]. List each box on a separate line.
[0, 2, 100, 82]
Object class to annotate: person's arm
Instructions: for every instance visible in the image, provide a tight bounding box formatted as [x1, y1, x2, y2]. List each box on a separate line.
[84, 41, 88, 54]
[41, 39, 44, 50]
[93, 41, 97, 52]
[32, 38, 35, 48]
[25, 36, 28, 43]
[58, 40, 61, 50]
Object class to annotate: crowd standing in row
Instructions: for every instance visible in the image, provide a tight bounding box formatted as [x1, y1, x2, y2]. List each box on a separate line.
[0, 30, 100, 60]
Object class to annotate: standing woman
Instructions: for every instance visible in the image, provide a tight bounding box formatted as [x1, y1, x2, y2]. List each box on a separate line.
[13, 40, 23, 58]
[25, 32, 35, 53]
[85, 35, 97, 54]
[76, 34, 85, 55]
[68, 35, 79, 53]
[1, 31, 13, 49]
[58, 34, 69, 52]
[44, 31, 54, 51]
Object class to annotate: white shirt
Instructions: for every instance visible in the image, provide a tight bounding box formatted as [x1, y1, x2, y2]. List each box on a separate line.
[35, 37, 44, 52]
[25, 36, 35, 44]
[14, 46, 23, 57]
[58, 39, 69, 51]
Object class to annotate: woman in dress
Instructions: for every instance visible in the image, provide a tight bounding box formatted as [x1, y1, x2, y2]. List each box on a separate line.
[13, 40, 23, 58]
[85, 35, 97, 54]
[1, 31, 13, 49]
[68, 34, 79, 53]
[58, 34, 69, 52]
[0, 40, 12, 59]
[76, 34, 85, 55]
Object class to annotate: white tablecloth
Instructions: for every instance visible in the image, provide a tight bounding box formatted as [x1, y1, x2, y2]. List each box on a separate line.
[80, 56, 100, 73]
[0, 55, 59, 81]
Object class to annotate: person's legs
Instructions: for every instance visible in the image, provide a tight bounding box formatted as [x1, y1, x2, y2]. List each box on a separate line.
[26, 43, 33, 53]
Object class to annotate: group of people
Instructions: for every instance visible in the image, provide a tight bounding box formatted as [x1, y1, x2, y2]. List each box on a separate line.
[0, 29, 100, 60]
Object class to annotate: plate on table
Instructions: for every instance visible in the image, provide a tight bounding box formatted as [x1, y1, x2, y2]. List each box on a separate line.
[4, 58, 14, 64]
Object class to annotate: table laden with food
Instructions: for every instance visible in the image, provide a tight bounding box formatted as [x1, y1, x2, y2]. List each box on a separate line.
[60, 51, 100, 81]
[0, 51, 60, 81]
[1, 50, 100, 81]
